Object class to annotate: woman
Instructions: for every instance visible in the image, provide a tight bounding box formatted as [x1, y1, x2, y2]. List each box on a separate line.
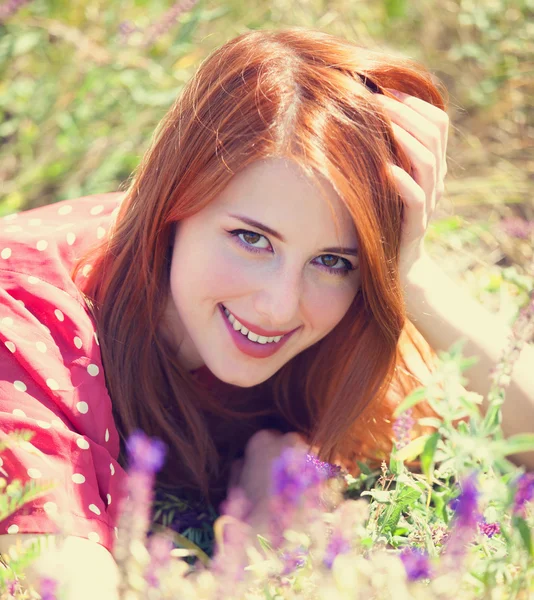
[0, 28, 532, 596]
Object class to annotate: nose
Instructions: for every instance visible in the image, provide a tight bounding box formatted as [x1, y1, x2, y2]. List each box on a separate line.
[252, 265, 302, 329]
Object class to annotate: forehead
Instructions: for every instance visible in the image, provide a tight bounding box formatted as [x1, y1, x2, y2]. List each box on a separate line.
[209, 157, 356, 243]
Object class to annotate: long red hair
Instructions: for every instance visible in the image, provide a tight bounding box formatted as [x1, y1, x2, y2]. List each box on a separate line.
[73, 28, 443, 504]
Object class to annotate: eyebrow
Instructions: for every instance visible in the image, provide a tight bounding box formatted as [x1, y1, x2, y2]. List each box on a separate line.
[227, 213, 359, 256]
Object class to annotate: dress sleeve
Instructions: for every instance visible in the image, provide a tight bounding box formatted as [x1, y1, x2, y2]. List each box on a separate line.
[0, 268, 127, 553]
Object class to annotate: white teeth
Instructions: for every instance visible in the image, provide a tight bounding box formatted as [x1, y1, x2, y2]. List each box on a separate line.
[222, 306, 285, 344]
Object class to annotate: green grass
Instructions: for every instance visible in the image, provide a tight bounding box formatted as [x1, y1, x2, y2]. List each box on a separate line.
[1, 0, 533, 311]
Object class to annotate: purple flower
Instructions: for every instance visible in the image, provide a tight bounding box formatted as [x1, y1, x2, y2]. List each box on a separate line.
[393, 409, 415, 450]
[513, 473, 534, 517]
[305, 453, 342, 479]
[280, 548, 307, 575]
[500, 217, 533, 240]
[450, 472, 480, 528]
[478, 520, 501, 538]
[323, 531, 351, 569]
[400, 547, 432, 581]
[145, 533, 173, 588]
[126, 430, 167, 474]
[0, 0, 32, 22]
[271, 447, 328, 506]
[38, 576, 58, 600]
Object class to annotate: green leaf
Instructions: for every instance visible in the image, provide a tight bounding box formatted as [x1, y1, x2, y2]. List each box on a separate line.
[384, 0, 407, 19]
[421, 432, 440, 480]
[393, 388, 427, 418]
[361, 490, 392, 503]
[380, 486, 422, 536]
[493, 434, 534, 457]
[395, 435, 431, 463]
[513, 516, 533, 556]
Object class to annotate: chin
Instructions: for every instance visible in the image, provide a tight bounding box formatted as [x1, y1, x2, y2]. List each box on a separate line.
[211, 362, 275, 388]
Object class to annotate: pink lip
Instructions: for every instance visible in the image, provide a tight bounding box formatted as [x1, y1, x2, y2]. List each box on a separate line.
[218, 304, 297, 359]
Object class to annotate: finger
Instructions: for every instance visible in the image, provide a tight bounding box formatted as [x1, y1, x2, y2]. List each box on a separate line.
[389, 164, 427, 244]
[245, 429, 283, 458]
[390, 122, 437, 216]
[385, 89, 449, 166]
[377, 95, 443, 172]
[228, 458, 245, 488]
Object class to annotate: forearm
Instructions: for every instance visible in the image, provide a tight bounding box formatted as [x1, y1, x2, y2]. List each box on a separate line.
[403, 256, 534, 469]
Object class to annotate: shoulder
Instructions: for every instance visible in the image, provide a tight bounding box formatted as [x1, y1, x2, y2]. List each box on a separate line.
[0, 191, 125, 294]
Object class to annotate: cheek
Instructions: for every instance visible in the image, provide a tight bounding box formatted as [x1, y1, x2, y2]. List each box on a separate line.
[304, 278, 359, 336]
[170, 236, 257, 305]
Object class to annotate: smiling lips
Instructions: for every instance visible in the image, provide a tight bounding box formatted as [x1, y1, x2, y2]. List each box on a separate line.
[219, 304, 297, 359]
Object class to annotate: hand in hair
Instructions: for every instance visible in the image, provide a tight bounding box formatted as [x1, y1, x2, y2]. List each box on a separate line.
[377, 90, 449, 285]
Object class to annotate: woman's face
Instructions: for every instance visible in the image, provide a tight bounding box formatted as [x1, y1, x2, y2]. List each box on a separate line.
[162, 157, 360, 386]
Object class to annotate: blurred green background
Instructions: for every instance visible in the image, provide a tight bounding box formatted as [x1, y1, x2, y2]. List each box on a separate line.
[1, 0, 533, 317]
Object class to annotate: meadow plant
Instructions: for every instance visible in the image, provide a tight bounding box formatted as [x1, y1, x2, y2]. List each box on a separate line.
[0, 297, 533, 599]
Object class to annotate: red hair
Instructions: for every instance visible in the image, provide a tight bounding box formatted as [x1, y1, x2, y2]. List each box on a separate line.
[73, 28, 443, 504]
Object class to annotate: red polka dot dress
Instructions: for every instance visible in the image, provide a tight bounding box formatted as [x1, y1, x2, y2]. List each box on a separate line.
[0, 192, 127, 552]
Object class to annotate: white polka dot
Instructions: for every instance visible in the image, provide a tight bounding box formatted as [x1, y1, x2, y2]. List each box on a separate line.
[12, 408, 26, 417]
[94, 332, 99, 346]
[43, 502, 58, 515]
[54, 309, 64, 322]
[27, 276, 39, 284]
[82, 264, 92, 277]
[1, 248, 12, 260]
[88, 532, 100, 543]
[16, 300, 24, 307]
[29, 218, 42, 226]
[51, 419, 64, 428]
[87, 364, 99, 377]
[1, 317, 14, 327]
[36, 420, 51, 429]
[36, 240, 48, 251]
[107, 494, 112, 505]
[35, 341, 47, 353]
[96, 227, 106, 240]
[90, 205, 104, 216]
[13, 381, 27, 393]
[4, 225, 22, 233]
[40, 324, 51, 335]
[46, 378, 59, 391]
[105, 428, 110, 442]
[74, 336, 83, 349]
[7, 524, 19, 534]
[66, 232, 76, 246]
[58, 205, 72, 215]
[72, 473, 86, 484]
[27, 468, 42, 479]
[76, 437, 90, 450]
[88, 504, 101, 515]
[110, 463, 115, 476]
[76, 401, 89, 414]
[4, 213, 18, 221]
[4, 341, 15, 353]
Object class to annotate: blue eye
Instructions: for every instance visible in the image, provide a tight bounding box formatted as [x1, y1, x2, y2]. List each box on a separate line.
[228, 229, 355, 277]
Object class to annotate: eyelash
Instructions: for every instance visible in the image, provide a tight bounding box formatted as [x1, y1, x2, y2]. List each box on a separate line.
[228, 229, 356, 277]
